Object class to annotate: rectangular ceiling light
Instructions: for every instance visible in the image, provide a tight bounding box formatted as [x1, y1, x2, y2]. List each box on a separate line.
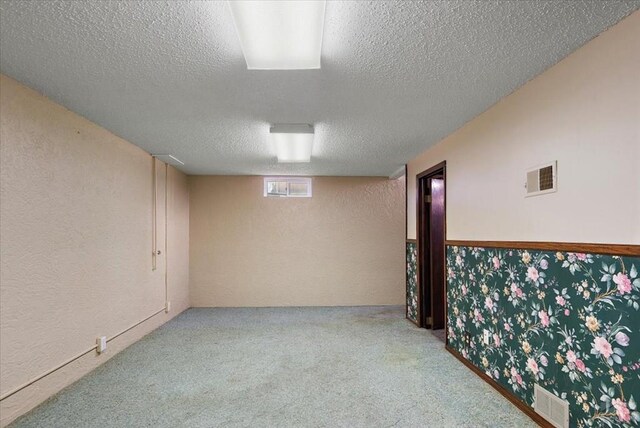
[229, 0, 326, 70]
[270, 124, 314, 163]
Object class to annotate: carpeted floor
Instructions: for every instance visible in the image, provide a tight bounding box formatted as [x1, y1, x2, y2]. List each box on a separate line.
[430, 328, 446, 343]
[10, 306, 537, 427]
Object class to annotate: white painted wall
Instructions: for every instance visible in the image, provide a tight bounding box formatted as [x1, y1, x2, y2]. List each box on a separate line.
[189, 175, 406, 307]
[407, 11, 640, 245]
[0, 75, 190, 426]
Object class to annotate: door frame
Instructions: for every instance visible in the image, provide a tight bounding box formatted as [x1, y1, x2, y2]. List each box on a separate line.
[416, 161, 447, 336]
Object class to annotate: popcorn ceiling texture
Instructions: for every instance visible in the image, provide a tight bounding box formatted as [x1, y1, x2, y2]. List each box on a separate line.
[0, 1, 638, 176]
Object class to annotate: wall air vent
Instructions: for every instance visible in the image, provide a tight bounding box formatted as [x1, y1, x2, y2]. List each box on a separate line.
[525, 161, 557, 197]
[533, 384, 569, 428]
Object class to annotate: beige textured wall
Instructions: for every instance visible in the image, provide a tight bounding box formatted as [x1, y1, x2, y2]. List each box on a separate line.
[407, 11, 640, 244]
[0, 74, 190, 426]
[189, 175, 405, 307]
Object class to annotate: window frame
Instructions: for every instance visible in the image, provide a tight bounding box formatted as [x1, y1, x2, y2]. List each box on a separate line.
[263, 177, 312, 198]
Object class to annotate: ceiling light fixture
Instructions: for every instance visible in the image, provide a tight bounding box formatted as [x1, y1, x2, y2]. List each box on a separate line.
[270, 124, 314, 163]
[229, 0, 326, 70]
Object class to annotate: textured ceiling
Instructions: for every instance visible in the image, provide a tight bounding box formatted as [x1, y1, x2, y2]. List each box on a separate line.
[1, 1, 638, 176]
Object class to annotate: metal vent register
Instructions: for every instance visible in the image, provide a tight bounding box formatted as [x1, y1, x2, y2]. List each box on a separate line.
[526, 161, 557, 197]
[534, 384, 569, 428]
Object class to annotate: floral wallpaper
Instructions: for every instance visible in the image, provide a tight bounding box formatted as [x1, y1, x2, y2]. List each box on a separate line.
[447, 246, 640, 428]
[406, 241, 418, 323]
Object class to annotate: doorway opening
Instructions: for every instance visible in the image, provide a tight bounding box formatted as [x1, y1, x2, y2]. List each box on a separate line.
[416, 161, 446, 341]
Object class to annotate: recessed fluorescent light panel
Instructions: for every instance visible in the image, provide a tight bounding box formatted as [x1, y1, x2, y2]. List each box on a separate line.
[229, 0, 326, 70]
[270, 124, 314, 163]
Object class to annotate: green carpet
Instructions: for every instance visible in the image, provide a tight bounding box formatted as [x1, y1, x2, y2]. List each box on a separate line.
[10, 306, 537, 427]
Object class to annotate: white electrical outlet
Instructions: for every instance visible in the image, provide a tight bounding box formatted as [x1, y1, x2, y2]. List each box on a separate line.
[96, 336, 107, 354]
[165, 301, 171, 313]
[483, 330, 490, 345]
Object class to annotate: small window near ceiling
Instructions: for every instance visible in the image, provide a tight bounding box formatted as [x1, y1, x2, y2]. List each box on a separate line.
[263, 177, 312, 198]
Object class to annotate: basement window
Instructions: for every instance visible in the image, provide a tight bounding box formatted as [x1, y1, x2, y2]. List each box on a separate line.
[263, 177, 312, 198]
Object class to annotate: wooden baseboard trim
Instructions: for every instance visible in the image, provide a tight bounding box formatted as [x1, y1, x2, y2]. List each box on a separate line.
[445, 345, 552, 428]
[445, 240, 639, 257]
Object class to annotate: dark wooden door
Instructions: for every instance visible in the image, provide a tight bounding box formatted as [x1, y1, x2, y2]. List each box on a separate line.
[418, 177, 431, 328]
[429, 177, 445, 330]
[417, 162, 446, 333]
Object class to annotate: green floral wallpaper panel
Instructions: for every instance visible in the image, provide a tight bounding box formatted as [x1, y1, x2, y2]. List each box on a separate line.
[406, 241, 418, 323]
[446, 245, 640, 428]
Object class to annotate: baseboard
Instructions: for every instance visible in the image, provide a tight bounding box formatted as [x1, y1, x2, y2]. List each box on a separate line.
[0, 306, 189, 427]
[189, 304, 406, 309]
[445, 345, 553, 428]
